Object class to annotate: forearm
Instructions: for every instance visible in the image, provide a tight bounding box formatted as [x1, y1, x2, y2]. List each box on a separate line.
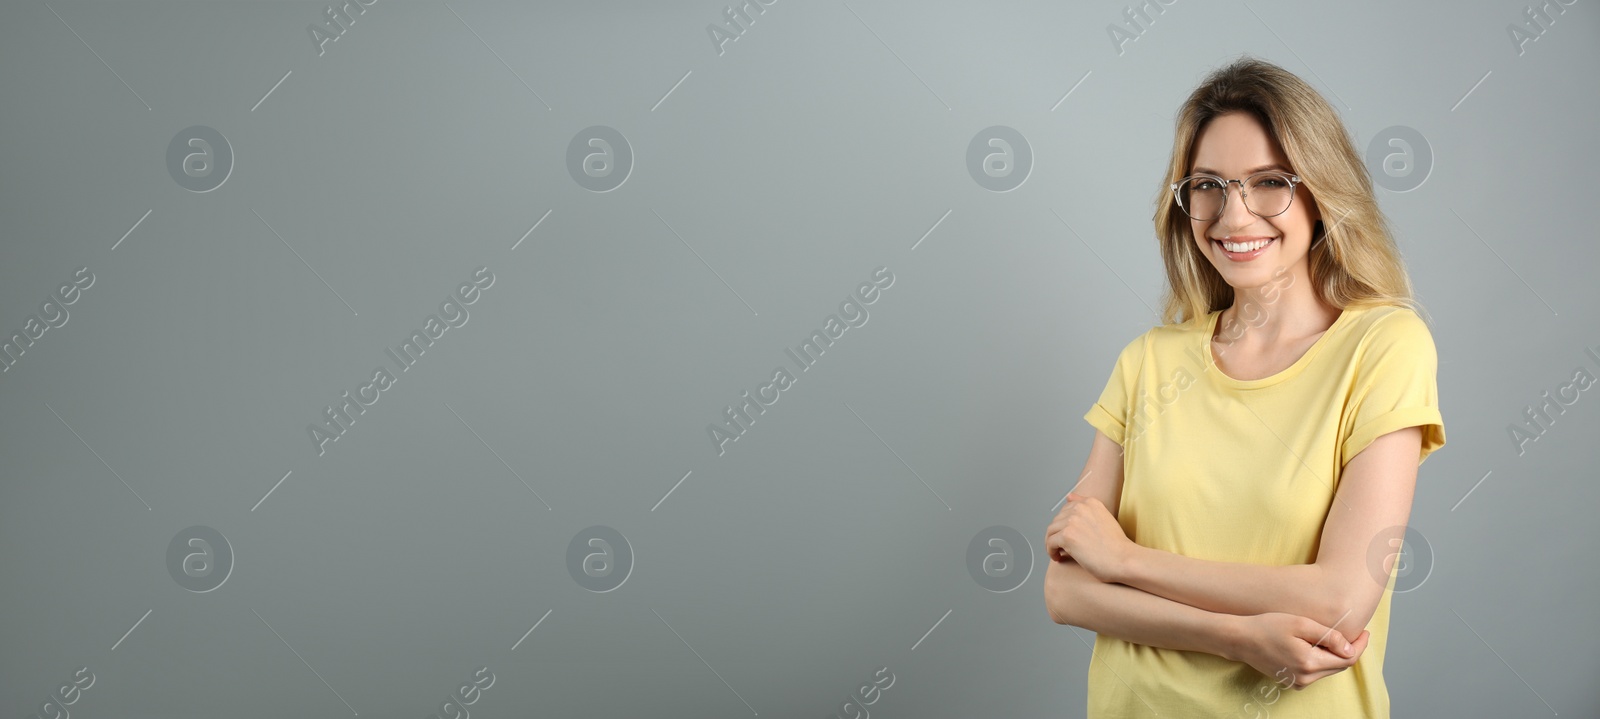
[1120, 546, 1346, 631]
[1045, 558, 1245, 662]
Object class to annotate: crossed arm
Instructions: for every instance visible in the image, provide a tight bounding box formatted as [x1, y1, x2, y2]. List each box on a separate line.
[1045, 426, 1422, 653]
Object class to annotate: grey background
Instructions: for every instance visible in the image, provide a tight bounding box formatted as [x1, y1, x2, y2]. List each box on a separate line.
[2, 0, 1597, 717]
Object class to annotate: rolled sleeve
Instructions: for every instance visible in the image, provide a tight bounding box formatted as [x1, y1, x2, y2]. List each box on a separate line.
[1340, 310, 1447, 467]
[1084, 333, 1147, 447]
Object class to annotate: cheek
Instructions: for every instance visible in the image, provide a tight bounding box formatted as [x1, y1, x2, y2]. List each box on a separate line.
[1290, 204, 1317, 233]
[1290, 219, 1314, 243]
[1197, 227, 1221, 253]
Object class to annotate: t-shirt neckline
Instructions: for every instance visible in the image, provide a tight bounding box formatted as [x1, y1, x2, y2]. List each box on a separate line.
[1203, 306, 1352, 389]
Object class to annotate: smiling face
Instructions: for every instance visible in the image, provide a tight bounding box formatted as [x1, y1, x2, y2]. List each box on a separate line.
[1186, 111, 1320, 291]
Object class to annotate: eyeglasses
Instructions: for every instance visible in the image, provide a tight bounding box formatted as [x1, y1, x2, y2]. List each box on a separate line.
[1171, 171, 1302, 222]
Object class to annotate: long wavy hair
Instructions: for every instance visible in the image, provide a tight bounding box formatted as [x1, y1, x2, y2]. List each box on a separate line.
[1153, 55, 1427, 327]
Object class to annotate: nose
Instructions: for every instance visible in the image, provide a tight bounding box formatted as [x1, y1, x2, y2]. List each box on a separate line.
[1217, 180, 1260, 231]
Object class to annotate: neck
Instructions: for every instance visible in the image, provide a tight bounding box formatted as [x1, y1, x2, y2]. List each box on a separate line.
[1218, 272, 1335, 344]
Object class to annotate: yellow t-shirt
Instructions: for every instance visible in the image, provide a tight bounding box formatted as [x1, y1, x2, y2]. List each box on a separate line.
[1080, 303, 1445, 718]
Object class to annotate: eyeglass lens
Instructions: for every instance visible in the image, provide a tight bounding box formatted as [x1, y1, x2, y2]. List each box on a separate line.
[1176, 173, 1294, 221]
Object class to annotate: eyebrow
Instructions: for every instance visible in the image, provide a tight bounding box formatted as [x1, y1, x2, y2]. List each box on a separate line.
[1191, 163, 1292, 176]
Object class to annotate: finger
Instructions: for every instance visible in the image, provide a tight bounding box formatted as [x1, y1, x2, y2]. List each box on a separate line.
[1048, 537, 1071, 562]
[1324, 633, 1357, 659]
[1299, 665, 1349, 686]
[1330, 629, 1370, 660]
[1344, 630, 1371, 659]
[1044, 532, 1063, 558]
[1305, 633, 1369, 670]
[1298, 649, 1357, 677]
[1306, 643, 1357, 668]
[1294, 622, 1353, 657]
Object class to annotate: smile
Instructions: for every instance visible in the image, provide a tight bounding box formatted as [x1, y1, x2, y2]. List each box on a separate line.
[1213, 237, 1276, 261]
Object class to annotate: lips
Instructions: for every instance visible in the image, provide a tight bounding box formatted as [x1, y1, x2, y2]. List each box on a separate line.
[1212, 237, 1276, 261]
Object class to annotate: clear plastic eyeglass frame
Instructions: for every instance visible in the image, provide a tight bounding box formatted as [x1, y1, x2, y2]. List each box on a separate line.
[1170, 171, 1303, 221]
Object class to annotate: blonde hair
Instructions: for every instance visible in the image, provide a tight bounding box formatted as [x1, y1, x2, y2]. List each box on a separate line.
[1152, 55, 1427, 327]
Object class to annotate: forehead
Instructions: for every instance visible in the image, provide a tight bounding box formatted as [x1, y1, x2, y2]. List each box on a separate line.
[1189, 112, 1292, 175]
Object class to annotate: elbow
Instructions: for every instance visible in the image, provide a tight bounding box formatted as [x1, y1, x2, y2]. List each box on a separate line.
[1318, 576, 1381, 636]
[1044, 559, 1081, 626]
[1044, 562, 1066, 624]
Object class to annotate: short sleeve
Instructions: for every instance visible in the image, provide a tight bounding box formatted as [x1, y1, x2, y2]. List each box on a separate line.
[1340, 309, 1446, 468]
[1084, 332, 1147, 446]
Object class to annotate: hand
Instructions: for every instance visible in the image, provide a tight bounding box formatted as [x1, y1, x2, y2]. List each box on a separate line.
[1232, 612, 1369, 691]
[1045, 492, 1136, 583]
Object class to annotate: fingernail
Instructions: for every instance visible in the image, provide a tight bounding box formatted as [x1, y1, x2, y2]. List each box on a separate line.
[1343, 642, 1352, 653]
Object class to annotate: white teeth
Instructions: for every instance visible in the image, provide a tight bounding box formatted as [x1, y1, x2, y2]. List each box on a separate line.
[1220, 238, 1273, 252]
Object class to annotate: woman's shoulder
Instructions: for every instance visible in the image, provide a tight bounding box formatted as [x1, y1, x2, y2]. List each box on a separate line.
[1332, 304, 1440, 372]
[1342, 303, 1436, 344]
[1099, 316, 1209, 373]
[1142, 310, 1214, 347]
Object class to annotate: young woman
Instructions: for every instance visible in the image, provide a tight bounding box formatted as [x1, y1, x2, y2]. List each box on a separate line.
[1042, 56, 1445, 718]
